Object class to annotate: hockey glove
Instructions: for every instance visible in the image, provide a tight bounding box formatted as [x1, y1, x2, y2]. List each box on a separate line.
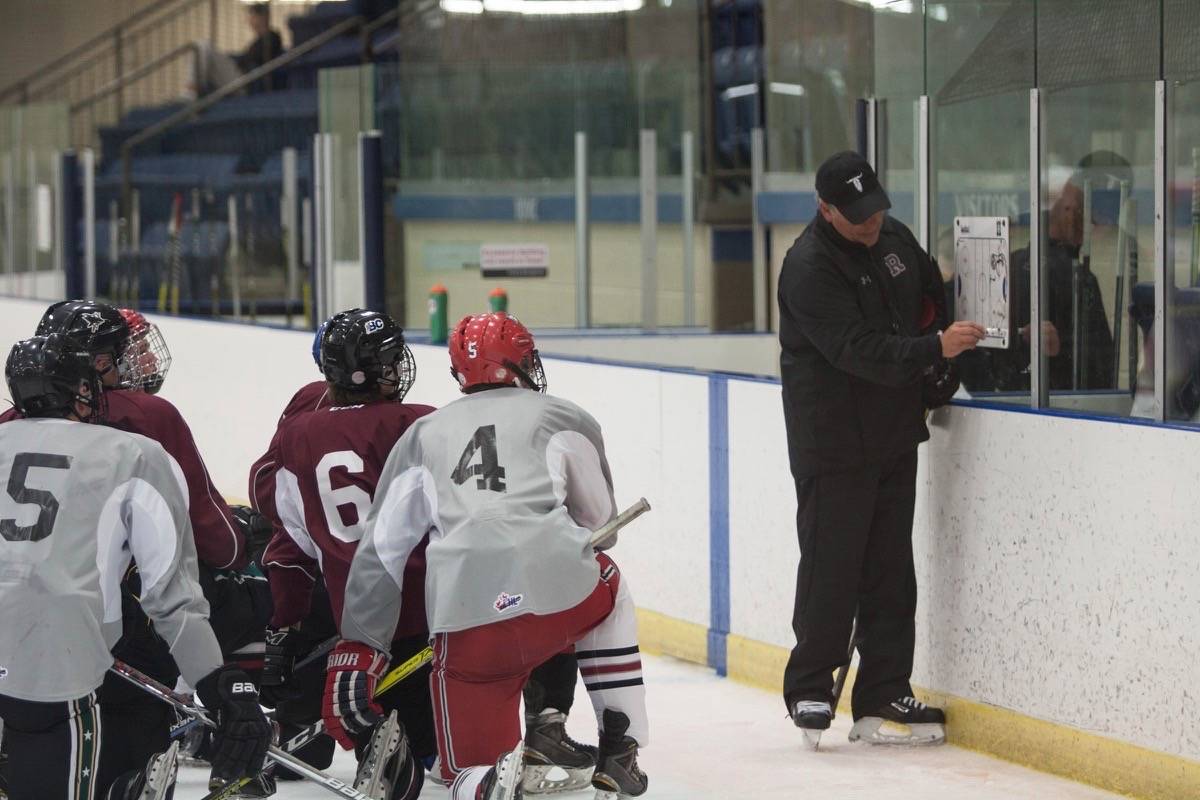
[260, 624, 302, 707]
[195, 664, 273, 784]
[322, 639, 387, 750]
[230, 505, 273, 566]
[922, 357, 960, 410]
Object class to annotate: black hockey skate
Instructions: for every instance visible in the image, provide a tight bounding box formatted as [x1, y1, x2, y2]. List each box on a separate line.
[354, 710, 422, 800]
[849, 695, 946, 746]
[591, 710, 647, 800]
[790, 699, 833, 751]
[522, 681, 597, 795]
[478, 740, 525, 800]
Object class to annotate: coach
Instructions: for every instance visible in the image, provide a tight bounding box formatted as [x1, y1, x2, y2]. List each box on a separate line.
[777, 151, 984, 743]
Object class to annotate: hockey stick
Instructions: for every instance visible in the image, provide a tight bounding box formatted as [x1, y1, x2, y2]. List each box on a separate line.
[589, 497, 651, 548]
[109, 660, 375, 800]
[292, 634, 340, 673]
[829, 613, 859, 721]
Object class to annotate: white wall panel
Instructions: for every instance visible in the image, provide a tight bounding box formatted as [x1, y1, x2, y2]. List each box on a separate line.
[726, 379, 795, 648]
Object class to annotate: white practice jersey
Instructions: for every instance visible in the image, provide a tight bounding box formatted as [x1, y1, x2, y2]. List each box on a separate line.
[0, 418, 222, 702]
[342, 387, 617, 651]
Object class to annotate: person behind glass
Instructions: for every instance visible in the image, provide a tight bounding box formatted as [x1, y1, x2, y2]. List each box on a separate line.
[189, 3, 284, 98]
[958, 163, 1120, 394]
[776, 151, 985, 747]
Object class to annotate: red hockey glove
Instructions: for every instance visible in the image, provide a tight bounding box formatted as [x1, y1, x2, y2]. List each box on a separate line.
[322, 639, 387, 750]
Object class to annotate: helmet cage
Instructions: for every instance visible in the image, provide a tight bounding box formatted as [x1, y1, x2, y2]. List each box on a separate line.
[119, 320, 172, 394]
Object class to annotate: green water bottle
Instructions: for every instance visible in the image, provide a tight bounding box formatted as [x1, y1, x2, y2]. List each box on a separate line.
[489, 286, 508, 313]
[429, 283, 448, 344]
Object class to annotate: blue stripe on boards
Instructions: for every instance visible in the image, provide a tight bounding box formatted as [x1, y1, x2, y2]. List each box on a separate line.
[708, 375, 730, 676]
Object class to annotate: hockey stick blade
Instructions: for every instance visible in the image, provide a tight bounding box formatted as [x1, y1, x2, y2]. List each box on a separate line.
[110, 661, 374, 800]
[589, 497, 651, 548]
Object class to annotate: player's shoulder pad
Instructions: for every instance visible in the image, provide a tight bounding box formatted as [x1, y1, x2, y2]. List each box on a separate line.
[541, 392, 603, 434]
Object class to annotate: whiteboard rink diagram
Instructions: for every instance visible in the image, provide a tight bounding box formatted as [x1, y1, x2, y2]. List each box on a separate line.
[954, 216, 1011, 349]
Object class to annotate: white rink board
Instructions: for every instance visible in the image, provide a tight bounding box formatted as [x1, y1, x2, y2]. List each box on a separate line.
[0, 295, 1197, 771]
[725, 378, 796, 649]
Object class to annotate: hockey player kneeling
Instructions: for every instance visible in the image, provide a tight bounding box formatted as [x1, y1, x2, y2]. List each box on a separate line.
[0, 335, 273, 800]
[326, 312, 649, 800]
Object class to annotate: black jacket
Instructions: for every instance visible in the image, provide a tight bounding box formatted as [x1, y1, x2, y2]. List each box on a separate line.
[778, 214, 948, 478]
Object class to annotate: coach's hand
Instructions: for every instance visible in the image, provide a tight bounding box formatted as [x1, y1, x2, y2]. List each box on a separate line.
[940, 321, 986, 358]
[322, 639, 387, 750]
[195, 665, 272, 784]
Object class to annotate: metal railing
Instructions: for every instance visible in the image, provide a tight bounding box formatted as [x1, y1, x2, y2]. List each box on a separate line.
[0, 0, 215, 107]
[119, 13, 367, 213]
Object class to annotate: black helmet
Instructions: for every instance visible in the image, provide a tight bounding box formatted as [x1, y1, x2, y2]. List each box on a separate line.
[36, 300, 130, 384]
[5, 334, 105, 420]
[321, 309, 415, 400]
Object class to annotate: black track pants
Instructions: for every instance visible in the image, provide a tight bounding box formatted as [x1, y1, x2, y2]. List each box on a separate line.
[781, 450, 919, 718]
[0, 691, 102, 800]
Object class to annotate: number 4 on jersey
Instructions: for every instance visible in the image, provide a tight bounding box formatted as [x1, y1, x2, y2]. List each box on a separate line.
[451, 425, 507, 492]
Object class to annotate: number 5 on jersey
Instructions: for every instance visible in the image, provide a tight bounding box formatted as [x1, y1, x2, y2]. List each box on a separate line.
[451, 425, 507, 493]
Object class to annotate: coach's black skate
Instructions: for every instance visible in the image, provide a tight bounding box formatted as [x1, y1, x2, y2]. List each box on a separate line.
[849, 695, 946, 746]
[477, 740, 525, 800]
[354, 710, 422, 800]
[107, 740, 180, 800]
[591, 710, 647, 800]
[790, 699, 833, 751]
[523, 708, 597, 794]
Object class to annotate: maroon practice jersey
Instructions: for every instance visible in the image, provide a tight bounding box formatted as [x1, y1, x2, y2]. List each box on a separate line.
[248, 380, 331, 523]
[271, 399, 434, 638]
[0, 391, 245, 570]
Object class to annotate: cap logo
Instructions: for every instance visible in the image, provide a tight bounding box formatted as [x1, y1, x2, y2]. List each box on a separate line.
[80, 311, 105, 333]
[846, 173, 864, 193]
[364, 318, 384, 334]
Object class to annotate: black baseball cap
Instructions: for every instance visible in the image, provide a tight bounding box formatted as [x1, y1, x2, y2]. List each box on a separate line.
[815, 151, 891, 224]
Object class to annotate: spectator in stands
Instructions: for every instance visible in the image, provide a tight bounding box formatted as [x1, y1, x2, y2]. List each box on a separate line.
[189, 3, 284, 98]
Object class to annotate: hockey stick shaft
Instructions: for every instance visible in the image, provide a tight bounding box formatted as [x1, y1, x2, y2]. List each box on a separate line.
[830, 613, 858, 720]
[375, 645, 433, 696]
[292, 634, 339, 673]
[110, 661, 374, 800]
[589, 497, 651, 548]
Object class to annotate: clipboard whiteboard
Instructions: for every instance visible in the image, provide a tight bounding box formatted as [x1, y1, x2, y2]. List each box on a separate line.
[953, 216, 1010, 349]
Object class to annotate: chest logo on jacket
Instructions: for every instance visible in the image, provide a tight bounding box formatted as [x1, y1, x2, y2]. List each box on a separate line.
[883, 253, 907, 278]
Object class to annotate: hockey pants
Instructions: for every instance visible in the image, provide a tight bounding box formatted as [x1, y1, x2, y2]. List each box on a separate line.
[434, 552, 647, 796]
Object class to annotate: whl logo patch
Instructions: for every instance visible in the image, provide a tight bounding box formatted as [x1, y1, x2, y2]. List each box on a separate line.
[883, 253, 907, 278]
[493, 591, 523, 613]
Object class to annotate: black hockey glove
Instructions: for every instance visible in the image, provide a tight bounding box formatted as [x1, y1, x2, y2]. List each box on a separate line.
[230, 505, 273, 566]
[195, 664, 272, 784]
[922, 357, 960, 410]
[260, 624, 302, 707]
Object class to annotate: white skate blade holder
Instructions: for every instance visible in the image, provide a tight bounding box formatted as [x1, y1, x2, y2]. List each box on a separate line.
[522, 762, 593, 794]
[355, 710, 405, 798]
[493, 740, 526, 800]
[800, 728, 824, 752]
[848, 717, 946, 746]
[142, 740, 181, 800]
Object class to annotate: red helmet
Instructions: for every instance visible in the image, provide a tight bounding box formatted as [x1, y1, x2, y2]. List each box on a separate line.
[118, 308, 172, 394]
[449, 312, 546, 393]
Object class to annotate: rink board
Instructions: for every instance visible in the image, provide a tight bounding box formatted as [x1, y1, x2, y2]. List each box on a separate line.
[0, 295, 1196, 799]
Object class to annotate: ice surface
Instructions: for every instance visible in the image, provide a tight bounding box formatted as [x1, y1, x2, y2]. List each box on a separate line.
[174, 653, 1121, 799]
